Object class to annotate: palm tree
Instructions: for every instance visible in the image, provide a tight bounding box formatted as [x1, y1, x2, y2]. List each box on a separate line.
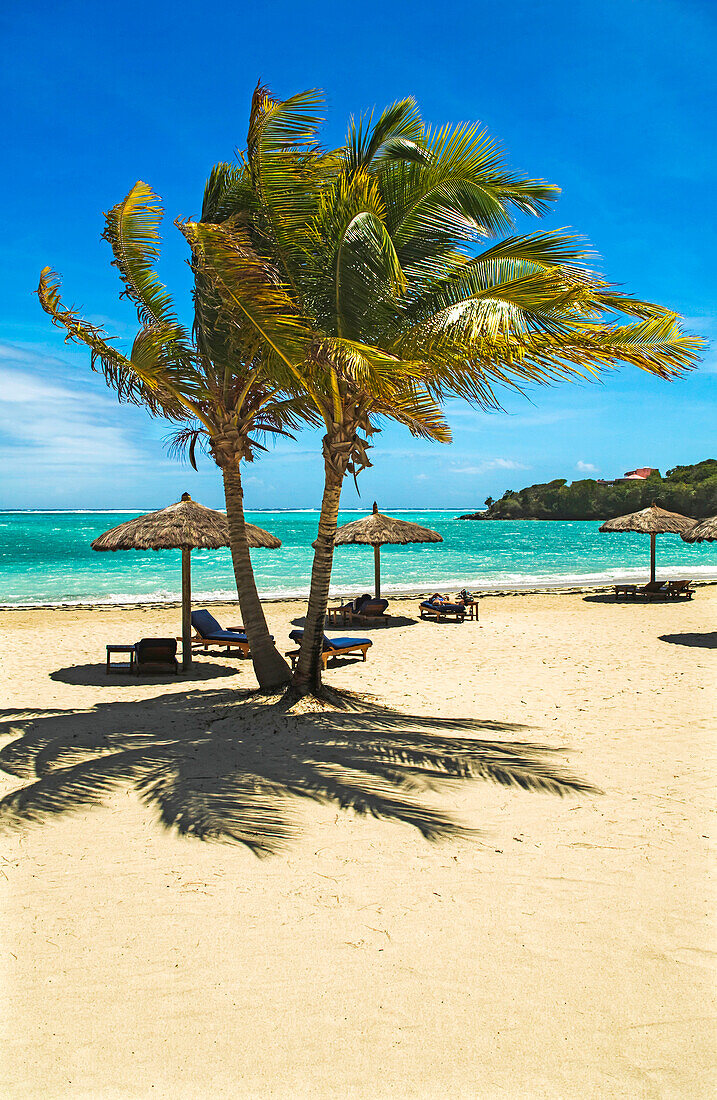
[38, 180, 314, 688]
[184, 86, 701, 696]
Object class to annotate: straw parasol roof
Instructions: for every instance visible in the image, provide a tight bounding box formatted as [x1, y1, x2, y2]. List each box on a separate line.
[329, 502, 443, 598]
[333, 503, 444, 548]
[598, 504, 696, 536]
[681, 515, 717, 543]
[92, 494, 281, 551]
[92, 493, 280, 669]
[599, 503, 696, 584]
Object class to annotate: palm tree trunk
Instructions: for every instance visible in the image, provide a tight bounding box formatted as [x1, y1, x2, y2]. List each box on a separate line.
[221, 462, 291, 689]
[291, 459, 344, 696]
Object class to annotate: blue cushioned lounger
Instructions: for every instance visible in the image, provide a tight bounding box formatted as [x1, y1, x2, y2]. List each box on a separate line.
[190, 609, 250, 655]
[419, 596, 466, 622]
[286, 629, 372, 669]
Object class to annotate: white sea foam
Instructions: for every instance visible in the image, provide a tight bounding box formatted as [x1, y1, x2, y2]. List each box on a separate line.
[4, 565, 716, 609]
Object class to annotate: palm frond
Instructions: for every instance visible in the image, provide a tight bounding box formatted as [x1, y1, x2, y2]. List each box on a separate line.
[345, 97, 426, 173]
[102, 182, 186, 331]
[246, 83, 326, 283]
[179, 221, 315, 375]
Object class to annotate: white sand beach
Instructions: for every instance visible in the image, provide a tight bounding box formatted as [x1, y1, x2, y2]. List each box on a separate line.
[1, 589, 715, 1098]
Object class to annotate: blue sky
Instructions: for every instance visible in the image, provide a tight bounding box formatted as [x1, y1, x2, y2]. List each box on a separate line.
[1, 0, 714, 511]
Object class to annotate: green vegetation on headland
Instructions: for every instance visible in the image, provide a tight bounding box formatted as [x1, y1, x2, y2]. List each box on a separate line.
[459, 460, 717, 520]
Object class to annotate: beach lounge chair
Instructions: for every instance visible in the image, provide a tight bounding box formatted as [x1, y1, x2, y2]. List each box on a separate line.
[134, 638, 179, 674]
[419, 594, 466, 623]
[613, 583, 638, 599]
[665, 580, 693, 599]
[328, 593, 390, 626]
[189, 609, 251, 656]
[638, 581, 668, 600]
[285, 629, 372, 670]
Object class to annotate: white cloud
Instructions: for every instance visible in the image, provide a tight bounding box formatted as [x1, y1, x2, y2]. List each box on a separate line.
[0, 348, 152, 471]
[451, 458, 530, 475]
[576, 460, 599, 473]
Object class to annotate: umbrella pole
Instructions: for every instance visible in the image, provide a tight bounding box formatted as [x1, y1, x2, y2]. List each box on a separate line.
[182, 548, 192, 671]
[374, 546, 381, 599]
[650, 532, 656, 584]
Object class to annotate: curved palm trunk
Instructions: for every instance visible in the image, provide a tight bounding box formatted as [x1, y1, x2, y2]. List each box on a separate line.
[222, 463, 291, 689]
[291, 460, 344, 696]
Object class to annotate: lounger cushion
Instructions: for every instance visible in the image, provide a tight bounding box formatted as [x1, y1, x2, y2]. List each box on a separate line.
[201, 630, 249, 642]
[421, 599, 464, 614]
[191, 609, 224, 637]
[288, 629, 371, 652]
[191, 609, 248, 642]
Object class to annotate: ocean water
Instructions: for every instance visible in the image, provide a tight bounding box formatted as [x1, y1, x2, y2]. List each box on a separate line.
[1, 510, 715, 607]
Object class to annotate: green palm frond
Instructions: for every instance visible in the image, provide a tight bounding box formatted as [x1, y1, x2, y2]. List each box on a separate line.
[246, 83, 326, 282]
[180, 220, 316, 377]
[200, 162, 255, 224]
[379, 122, 559, 260]
[371, 381, 452, 443]
[345, 97, 427, 172]
[37, 268, 172, 413]
[334, 209, 406, 339]
[102, 182, 186, 331]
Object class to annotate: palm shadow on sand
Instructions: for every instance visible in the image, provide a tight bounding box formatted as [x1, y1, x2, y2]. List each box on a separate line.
[659, 631, 717, 649]
[292, 614, 418, 631]
[0, 687, 597, 855]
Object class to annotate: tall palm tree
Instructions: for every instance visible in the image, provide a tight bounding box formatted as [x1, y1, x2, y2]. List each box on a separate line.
[185, 86, 701, 696]
[38, 179, 315, 688]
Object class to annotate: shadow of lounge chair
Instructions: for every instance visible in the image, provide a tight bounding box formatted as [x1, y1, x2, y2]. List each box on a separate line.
[189, 610, 251, 656]
[286, 629, 373, 669]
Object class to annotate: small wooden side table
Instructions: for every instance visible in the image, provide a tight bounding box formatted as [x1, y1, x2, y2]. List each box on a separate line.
[106, 644, 136, 674]
[327, 605, 353, 627]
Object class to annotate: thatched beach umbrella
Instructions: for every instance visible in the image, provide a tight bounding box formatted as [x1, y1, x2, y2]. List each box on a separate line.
[599, 503, 695, 584]
[331, 501, 443, 598]
[681, 515, 717, 543]
[92, 493, 280, 670]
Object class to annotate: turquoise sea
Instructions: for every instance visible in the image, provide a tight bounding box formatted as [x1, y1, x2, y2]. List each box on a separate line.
[1, 510, 715, 607]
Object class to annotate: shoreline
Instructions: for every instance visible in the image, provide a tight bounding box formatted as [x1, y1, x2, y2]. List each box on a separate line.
[3, 576, 716, 612]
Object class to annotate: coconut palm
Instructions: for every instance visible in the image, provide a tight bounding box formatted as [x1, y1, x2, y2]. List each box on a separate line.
[38, 180, 316, 688]
[185, 86, 701, 696]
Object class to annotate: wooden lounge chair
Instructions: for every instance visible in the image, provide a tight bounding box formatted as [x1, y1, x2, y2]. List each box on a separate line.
[328, 593, 390, 626]
[134, 638, 179, 675]
[665, 580, 693, 599]
[285, 629, 372, 670]
[189, 609, 251, 656]
[613, 583, 638, 599]
[638, 581, 668, 601]
[419, 595, 466, 623]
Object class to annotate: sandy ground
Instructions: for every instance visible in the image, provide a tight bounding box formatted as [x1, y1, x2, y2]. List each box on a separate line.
[0, 590, 715, 1099]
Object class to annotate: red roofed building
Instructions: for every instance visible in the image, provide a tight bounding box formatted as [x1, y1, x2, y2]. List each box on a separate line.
[622, 467, 658, 480]
[597, 467, 659, 486]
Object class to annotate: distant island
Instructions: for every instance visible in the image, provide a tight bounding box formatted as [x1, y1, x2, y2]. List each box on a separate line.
[458, 460, 717, 521]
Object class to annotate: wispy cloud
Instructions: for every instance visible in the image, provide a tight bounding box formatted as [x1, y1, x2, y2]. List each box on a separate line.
[575, 460, 599, 473]
[0, 344, 154, 471]
[450, 458, 530, 476]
